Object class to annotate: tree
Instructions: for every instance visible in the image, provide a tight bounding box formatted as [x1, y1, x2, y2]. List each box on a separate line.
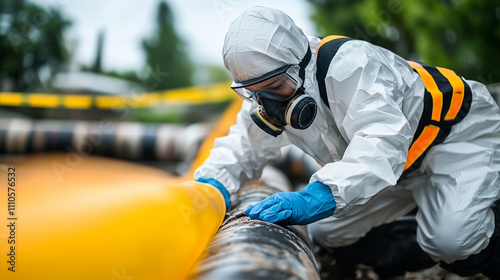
[0, 0, 71, 91]
[142, 1, 193, 90]
[306, 0, 500, 83]
[91, 29, 105, 74]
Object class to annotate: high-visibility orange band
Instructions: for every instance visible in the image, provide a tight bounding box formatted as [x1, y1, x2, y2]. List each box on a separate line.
[436, 67, 465, 121]
[319, 35, 349, 49]
[404, 124, 440, 171]
[407, 61, 443, 122]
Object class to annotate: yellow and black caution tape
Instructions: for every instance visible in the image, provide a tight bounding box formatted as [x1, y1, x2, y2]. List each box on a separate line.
[0, 82, 237, 109]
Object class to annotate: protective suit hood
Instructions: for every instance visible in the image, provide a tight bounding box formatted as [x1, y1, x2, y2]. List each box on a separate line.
[222, 6, 309, 86]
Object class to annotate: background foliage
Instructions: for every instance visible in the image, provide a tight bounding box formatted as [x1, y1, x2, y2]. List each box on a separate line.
[306, 0, 500, 83]
[142, 1, 193, 90]
[0, 0, 71, 91]
[2, 0, 499, 92]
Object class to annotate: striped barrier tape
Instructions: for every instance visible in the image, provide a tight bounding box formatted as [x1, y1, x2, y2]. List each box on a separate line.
[0, 81, 237, 109]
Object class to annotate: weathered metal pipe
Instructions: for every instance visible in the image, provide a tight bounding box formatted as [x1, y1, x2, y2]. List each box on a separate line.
[0, 118, 210, 162]
[190, 166, 320, 280]
[0, 118, 322, 179]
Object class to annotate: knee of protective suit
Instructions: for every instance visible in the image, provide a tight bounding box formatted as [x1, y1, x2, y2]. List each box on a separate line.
[417, 208, 493, 264]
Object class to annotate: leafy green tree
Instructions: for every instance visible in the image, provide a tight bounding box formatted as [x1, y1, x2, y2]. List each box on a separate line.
[306, 0, 500, 83]
[142, 1, 193, 90]
[0, 0, 71, 91]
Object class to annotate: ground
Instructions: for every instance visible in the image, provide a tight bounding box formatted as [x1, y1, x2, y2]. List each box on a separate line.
[355, 264, 490, 280]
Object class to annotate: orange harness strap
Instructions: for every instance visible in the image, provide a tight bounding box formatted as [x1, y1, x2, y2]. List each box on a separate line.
[316, 36, 472, 174]
[404, 61, 471, 172]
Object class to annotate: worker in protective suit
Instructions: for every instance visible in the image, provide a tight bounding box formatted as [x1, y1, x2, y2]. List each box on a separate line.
[194, 6, 500, 278]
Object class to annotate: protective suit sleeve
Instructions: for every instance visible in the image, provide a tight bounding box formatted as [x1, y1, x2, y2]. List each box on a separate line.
[194, 101, 291, 195]
[311, 40, 417, 218]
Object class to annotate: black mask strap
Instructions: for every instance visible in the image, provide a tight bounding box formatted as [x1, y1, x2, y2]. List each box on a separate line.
[298, 47, 311, 85]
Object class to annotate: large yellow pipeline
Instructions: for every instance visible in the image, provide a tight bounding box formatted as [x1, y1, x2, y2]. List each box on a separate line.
[0, 153, 225, 280]
[0, 99, 243, 280]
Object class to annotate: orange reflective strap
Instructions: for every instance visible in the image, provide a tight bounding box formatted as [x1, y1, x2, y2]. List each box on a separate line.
[404, 124, 440, 171]
[407, 61, 443, 122]
[319, 35, 349, 49]
[436, 67, 465, 121]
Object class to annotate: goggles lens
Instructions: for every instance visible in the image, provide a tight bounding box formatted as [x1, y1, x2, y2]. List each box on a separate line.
[232, 65, 302, 104]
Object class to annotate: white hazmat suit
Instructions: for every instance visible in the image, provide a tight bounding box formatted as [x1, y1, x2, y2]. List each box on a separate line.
[194, 6, 500, 267]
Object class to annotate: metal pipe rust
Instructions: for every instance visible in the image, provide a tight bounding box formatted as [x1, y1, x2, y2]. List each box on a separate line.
[190, 167, 320, 280]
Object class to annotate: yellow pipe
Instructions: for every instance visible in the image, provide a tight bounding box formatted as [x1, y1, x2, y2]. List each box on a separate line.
[0, 96, 243, 279]
[0, 153, 225, 280]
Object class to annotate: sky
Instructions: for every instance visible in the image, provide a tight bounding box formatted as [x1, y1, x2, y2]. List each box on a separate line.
[33, 0, 317, 73]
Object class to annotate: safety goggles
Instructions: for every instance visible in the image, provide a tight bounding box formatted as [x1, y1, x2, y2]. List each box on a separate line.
[231, 64, 303, 104]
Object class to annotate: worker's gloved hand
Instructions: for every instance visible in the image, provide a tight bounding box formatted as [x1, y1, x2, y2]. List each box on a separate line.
[196, 178, 231, 210]
[245, 181, 336, 225]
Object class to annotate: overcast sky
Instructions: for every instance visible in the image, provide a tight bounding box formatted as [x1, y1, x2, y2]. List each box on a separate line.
[33, 0, 317, 73]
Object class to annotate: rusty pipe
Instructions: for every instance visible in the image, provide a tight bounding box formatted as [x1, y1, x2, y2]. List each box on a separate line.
[190, 166, 320, 280]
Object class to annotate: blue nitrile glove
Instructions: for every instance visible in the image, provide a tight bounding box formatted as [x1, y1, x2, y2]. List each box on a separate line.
[196, 178, 231, 210]
[245, 181, 336, 225]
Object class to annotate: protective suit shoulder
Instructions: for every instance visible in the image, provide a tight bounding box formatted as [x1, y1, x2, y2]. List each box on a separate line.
[329, 40, 414, 90]
[324, 39, 419, 126]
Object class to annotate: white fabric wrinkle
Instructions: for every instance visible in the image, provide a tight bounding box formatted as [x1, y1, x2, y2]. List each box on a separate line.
[313, 42, 414, 216]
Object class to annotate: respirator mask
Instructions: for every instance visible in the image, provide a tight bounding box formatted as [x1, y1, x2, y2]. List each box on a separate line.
[232, 65, 317, 137]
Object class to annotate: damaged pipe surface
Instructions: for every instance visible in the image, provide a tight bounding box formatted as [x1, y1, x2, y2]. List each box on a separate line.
[190, 167, 320, 280]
